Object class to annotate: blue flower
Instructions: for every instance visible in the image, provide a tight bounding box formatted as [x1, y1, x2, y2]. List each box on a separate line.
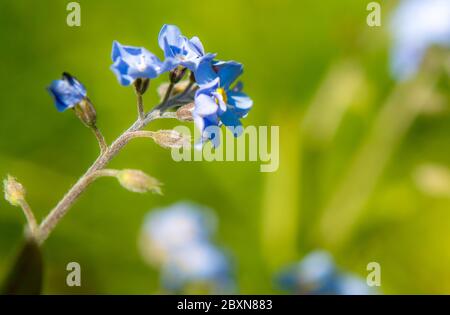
[110, 41, 167, 86]
[277, 251, 338, 294]
[140, 202, 216, 266]
[277, 250, 377, 295]
[139, 202, 236, 294]
[161, 242, 234, 294]
[48, 72, 87, 112]
[335, 274, 375, 295]
[390, 0, 450, 80]
[193, 59, 253, 148]
[158, 24, 214, 72]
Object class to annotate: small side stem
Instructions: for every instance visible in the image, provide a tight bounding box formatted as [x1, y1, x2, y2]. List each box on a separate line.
[38, 111, 168, 244]
[127, 130, 155, 139]
[38, 95, 183, 245]
[136, 94, 145, 120]
[155, 81, 195, 112]
[18, 199, 38, 237]
[161, 82, 175, 105]
[91, 169, 121, 179]
[91, 125, 108, 154]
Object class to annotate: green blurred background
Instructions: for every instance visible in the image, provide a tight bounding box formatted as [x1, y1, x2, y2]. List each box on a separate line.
[0, 0, 449, 294]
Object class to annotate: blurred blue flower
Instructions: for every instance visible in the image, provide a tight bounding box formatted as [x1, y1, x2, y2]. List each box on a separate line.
[336, 274, 375, 295]
[48, 72, 87, 112]
[193, 59, 253, 148]
[390, 0, 450, 80]
[139, 202, 235, 294]
[140, 202, 216, 266]
[161, 242, 234, 294]
[277, 250, 377, 295]
[158, 24, 214, 73]
[110, 41, 167, 86]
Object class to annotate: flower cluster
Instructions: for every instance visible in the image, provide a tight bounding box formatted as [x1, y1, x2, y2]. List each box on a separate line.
[139, 202, 235, 294]
[47, 24, 252, 148]
[277, 251, 377, 295]
[390, 0, 450, 80]
[110, 24, 253, 147]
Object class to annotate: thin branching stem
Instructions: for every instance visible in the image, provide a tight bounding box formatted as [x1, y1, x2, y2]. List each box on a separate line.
[36, 77, 199, 245]
[136, 93, 145, 120]
[91, 125, 108, 154]
[37, 102, 178, 244]
[161, 82, 175, 105]
[156, 81, 196, 112]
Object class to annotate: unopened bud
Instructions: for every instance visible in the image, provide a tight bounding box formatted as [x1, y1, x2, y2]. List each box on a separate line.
[134, 78, 150, 95]
[151, 130, 191, 149]
[3, 175, 26, 207]
[117, 169, 162, 194]
[176, 103, 195, 121]
[73, 98, 97, 128]
[170, 66, 187, 84]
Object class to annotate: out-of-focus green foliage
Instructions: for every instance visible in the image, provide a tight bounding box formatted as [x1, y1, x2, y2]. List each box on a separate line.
[0, 0, 449, 294]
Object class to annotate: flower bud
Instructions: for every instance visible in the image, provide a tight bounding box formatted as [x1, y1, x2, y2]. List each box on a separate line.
[176, 103, 195, 121]
[151, 130, 191, 149]
[3, 175, 26, 207]
[73, 98, 97, 128]
[117, 169, 162, 194]
[170, 66, 187, 84]
[134, 78, 150, 95]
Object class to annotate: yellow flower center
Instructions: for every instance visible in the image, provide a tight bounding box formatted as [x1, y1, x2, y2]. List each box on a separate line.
[216, 88, 227, 104]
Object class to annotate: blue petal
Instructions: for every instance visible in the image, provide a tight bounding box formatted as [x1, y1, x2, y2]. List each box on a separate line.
[193, 92, 221, 149]
[219, 110, 243, 137]
[62, 73, 87, 97]
[123, 46, 142, 56]
[48, 79, 84, 112]
[213, 61, 243, 89]
[194, 54, 218, 85]
[163, 37, 177, 59]
[232, 81, 244, 92]
[194, 93, 219, 116]
[227, 91, 253, 117]
[189, 36, 205, 56]
[111, 40, 121, 61]
[158, 24, 182, 53]
[110, 42, 164, 83]
[110, 59, 132, 86]
[160, 57, 179, 73]
[193, 113, 221, 148]
[195, 77, 220, 98]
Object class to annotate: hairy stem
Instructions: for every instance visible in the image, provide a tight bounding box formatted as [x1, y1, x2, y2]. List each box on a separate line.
[91, 169, 121, 179]
[37, 108, 170, 244]
[91, 125, 108, 154]
[161, 82, 175, 105]
[136, 94, 145, 120]
[18, 199, 38, 238]
[37, 79, 197, 245]
[156, 81, 196, 112]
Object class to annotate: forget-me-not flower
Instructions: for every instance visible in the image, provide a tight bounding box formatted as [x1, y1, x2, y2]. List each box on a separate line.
[193, 58, 253, 147]
[161, 242, 234, 294]
[48, 72, 87, 112]
[111, 41, 167, 86]
[158, 24, 213, 73]
[277, 250, 377, 295]
[139, 202, 235, 294]
[390, 0, 450, 80]
[140, 202, 216, 266]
